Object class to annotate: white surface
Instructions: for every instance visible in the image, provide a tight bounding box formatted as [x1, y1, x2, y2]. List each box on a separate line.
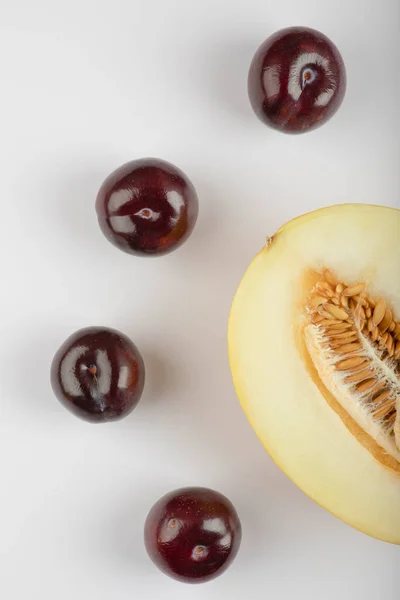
[0, 0, 399, 598]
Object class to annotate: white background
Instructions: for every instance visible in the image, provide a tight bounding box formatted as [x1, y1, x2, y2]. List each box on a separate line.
[0, 0, 399, 598]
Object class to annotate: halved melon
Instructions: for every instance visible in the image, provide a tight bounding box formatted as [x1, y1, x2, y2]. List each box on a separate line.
[228, 204, 400, 543]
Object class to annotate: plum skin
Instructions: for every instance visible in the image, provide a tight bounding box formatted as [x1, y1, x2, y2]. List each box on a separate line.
[144, 487, 242, 583]
[96, 158, 199, 256]
[248, 26, 346, 134]
[50, 326, 145, 423]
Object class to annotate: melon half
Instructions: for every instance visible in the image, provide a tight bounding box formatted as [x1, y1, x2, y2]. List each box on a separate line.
[228, 204, 400, 543]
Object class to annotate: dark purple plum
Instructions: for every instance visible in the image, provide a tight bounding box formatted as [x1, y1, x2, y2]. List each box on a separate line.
[144, 487, 242, 584]
[248, 27, 346, 133]
[50, 327, 145, 423]
[96, 158, 199, 256]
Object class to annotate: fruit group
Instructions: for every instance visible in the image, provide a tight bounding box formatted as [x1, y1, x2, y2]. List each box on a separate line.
[96, 158, 199, 256]
[228, 204, 400, 543]
[248, 27, 346, 133]
[51, 327, 145, 422]
[144, 487, 242, 583]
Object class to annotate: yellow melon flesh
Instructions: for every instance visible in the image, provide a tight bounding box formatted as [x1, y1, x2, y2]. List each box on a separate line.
[228, 204, 400, 544]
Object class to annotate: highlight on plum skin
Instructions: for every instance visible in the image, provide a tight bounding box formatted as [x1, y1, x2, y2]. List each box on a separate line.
[95, 158, 199, 256]
[248, 26, 347, 134]
[144, 487, 242, 584]
[50, 326, 145, 423]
